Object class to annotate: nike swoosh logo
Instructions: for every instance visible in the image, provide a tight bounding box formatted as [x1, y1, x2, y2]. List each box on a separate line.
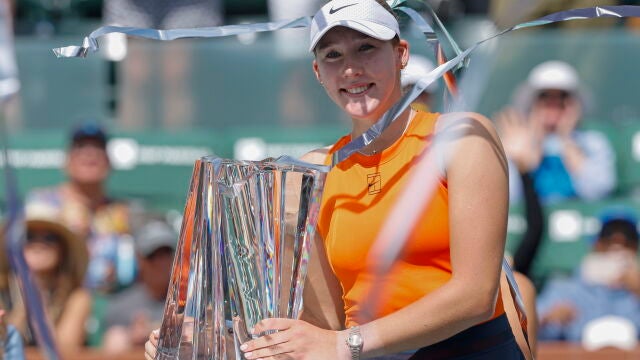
[329, 3, 357, 14]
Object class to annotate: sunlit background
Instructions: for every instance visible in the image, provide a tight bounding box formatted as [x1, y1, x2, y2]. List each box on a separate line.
[3, 0, 640, 295]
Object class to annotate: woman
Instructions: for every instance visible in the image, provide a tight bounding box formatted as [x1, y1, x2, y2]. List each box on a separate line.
[0, 201, 91, 352]
[148, 0, 518, 358]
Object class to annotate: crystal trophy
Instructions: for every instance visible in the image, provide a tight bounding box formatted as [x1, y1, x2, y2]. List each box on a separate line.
[155, 155, 328, 360]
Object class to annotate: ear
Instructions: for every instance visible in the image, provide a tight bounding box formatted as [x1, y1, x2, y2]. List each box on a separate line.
[312, 59, 322, 84]
[397, 39, 410, 70]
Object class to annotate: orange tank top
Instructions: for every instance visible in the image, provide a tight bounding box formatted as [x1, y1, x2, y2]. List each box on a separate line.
[317, 111, 505, 327]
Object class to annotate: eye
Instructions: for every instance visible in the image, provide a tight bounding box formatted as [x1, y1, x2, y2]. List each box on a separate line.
[325, 50, 341, 59]
[359, 43, 375, 51]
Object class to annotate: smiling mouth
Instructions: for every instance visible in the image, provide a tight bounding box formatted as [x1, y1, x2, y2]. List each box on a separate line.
[343, 84, 373, 95]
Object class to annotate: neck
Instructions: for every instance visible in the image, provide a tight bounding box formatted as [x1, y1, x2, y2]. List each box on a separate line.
[34, 271, 58, 292]
[63, 181, 107, 210]
[351, 107, 414, 155]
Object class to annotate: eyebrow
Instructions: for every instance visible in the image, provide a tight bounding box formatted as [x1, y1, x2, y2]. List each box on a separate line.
[315, 31, 370, 53]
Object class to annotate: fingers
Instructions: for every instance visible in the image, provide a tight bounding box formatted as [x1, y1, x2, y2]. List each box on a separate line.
[252, 318, 294, 334]
[144, 329, 160, 360]
[242, 327, 290, 353]
[241, 318, 299, 359]
[248, 355, 293, 360]
[150, 328, 159, 346]
[495, 108, 527, 134]
[243, 342, 294, 360]
[144, 339, 157, 360]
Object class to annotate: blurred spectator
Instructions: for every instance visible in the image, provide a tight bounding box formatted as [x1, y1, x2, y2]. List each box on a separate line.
[100, 220, 177, 354]
[103, 0, 223, 29]
[102, 0, 223, 129]
[536, 210, 640, 342]
[0, 308, 25, 359]
[490, 0, 620, 29]
[400, 53, 439, 113]
[496, 60, 616, 204]
[268, 0, 323, 58]
[0, 201, 91, 351]
[26, 121, 135, 293]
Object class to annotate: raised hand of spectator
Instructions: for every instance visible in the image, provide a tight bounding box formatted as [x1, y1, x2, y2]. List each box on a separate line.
[614, 255, 640, 296]
[541, 303, 577, 326]
[554, 96, 582, 138]
[496, 107, 543, 173]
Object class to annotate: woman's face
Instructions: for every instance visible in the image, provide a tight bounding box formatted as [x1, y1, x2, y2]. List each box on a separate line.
[313, 26, 408, 122]
[24, 227, 63, 274]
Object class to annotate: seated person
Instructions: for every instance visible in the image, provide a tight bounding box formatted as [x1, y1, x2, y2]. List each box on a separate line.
[101, 220, 177, 354]
[537, 211, 640, 341]
[26, 122, 134, 293]
[0, 201, 91, 351]
[0, 308, 25, 360]
[497, 60, 616, 204]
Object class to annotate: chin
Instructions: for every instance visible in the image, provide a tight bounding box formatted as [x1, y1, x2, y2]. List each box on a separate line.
[344, 104, 383, 122]
[76, 174, 108, 184]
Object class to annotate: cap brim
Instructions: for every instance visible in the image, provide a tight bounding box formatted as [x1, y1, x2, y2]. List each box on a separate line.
[309, 20, 397, 52]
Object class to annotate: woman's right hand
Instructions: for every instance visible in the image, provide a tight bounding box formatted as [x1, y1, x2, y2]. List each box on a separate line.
[144, 329, 159, 360]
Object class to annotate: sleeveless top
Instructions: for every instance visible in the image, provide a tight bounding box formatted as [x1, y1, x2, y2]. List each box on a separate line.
[317, 110, 505, 327]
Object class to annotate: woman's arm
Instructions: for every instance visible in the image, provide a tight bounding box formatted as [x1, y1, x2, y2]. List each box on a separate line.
[56, 288, 92, 351]
[297, 147, 346, 330]
[300, 231, 345, 330]
[241, 118, 508, 359]
[358, 112, 509, 356]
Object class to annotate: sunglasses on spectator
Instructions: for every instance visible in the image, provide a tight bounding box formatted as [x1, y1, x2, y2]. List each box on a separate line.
[26, 231, 62, 245]
[538, 90, 571, 101]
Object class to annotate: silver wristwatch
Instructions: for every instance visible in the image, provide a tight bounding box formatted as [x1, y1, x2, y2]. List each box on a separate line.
[345, 326, 363, 360]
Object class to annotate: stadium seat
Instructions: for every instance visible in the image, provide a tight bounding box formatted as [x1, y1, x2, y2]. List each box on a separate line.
[507, 198, 640, 289]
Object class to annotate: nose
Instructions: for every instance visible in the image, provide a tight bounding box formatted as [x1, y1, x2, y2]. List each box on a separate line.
[342, 56, 363, 78]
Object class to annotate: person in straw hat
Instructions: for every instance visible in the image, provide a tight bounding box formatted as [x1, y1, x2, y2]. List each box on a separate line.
[0, 201, 91, 352]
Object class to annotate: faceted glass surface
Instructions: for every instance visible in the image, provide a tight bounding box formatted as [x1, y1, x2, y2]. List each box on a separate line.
[155, 156, 328, 360]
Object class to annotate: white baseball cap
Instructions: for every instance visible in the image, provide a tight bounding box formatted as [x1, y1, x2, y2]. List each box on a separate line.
[527, 60, 580, 93]
[309, 0, 400, 52]
[581, 316, 638, 351]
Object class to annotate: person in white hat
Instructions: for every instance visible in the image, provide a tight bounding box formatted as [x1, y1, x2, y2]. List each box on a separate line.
[143, 0, 521, 359]
[496, 60, 616, 204]
[400, 54, 439, 113]
[101, 220, 177, 355]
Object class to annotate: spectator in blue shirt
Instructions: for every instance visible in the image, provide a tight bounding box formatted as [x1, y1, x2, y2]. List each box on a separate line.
[1, 309, 24, 360]
[537, 212, 640, 341]
[497, 60, 616, 204]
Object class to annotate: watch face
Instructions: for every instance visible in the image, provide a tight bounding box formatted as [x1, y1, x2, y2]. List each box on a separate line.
[347, 333, 363, 347]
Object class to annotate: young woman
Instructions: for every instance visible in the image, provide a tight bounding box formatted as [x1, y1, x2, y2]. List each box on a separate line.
[147, 0, 519, 358]
[0, 202, 91, 352]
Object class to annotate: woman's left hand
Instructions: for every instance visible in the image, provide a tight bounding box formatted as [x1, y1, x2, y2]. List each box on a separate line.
[241, 318, 347, 360]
